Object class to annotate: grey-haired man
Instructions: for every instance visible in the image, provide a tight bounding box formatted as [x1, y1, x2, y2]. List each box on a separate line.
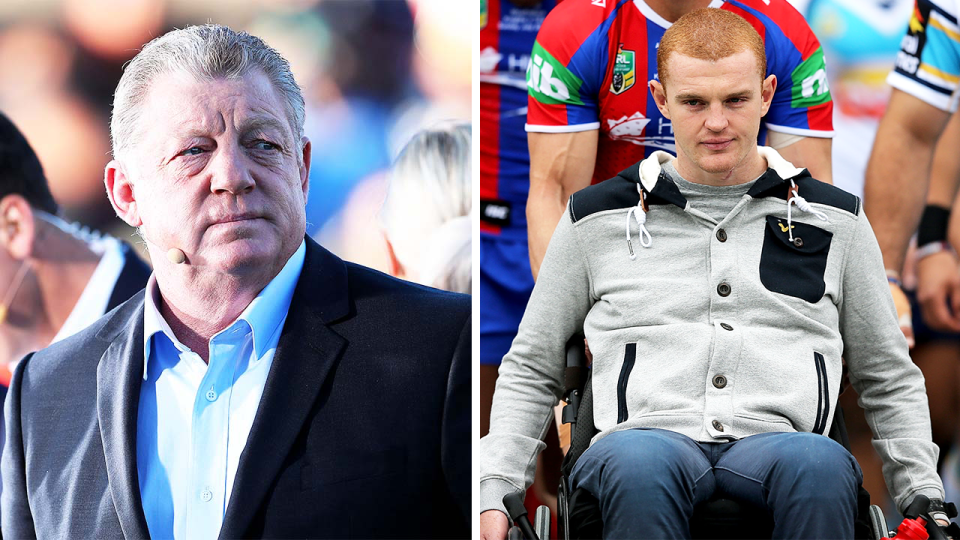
[2, 24, 470, 539]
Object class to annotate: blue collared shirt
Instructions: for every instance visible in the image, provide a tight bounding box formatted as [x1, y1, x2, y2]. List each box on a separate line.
[136, 241, 305, 540]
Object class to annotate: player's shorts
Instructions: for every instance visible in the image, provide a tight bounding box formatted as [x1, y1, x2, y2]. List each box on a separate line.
[480, 234, 535, 366]
[907, 289, 960, 344]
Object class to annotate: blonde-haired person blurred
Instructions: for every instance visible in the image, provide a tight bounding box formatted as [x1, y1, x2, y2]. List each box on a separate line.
[380, 123, 471, 294]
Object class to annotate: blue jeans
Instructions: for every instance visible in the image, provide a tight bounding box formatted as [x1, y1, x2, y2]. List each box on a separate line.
[570, 429, 863, 539]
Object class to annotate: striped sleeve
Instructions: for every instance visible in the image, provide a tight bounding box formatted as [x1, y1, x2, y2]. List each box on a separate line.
[726, 0, 834, 137]
[525, 0, 626, 133]
[887, 0, 960, 112]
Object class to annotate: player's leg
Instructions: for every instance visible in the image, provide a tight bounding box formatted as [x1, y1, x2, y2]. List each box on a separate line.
[713, 431, 861, 538]
[570, 428, 715, 539]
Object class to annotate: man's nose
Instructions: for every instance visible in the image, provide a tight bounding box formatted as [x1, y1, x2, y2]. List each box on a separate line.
[704, 103, 728, 132]
[209, 145, 255, 195]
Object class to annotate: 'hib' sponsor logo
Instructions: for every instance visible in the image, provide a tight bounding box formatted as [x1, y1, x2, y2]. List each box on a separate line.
[801, 69, 829, 99]
[790, 47, 832, 108]
[528, 53, 570, 101]
[526, 42, 585, 105]
[606, 112, 676, 152]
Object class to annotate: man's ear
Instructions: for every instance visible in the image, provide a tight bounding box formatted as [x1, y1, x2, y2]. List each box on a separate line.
[104, 160, 142, 227]
[382, 230, 405, 279]
[299, 136, 312, 202]
[649, 79, 671, 119]
[760, 74, 777, 117]
[0, 194, 35, 260]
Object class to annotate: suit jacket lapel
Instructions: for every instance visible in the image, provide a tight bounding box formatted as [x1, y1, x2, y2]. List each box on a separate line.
[96, 298, 151, 540]
[219, 238, 351, 539]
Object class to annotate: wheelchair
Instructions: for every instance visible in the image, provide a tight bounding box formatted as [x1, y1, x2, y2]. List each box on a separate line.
[504, 338, 958, 540]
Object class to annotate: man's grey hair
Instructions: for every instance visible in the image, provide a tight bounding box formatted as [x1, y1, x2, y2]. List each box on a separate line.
[110, 24, 305, 160]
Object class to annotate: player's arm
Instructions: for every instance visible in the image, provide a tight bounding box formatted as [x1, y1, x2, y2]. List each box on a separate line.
[863, 88, 950, 275]
[918, 112, 960, 331]
[927, 112, 960, 208]
[527, 130, 597, 279]
[523, 0, 607, 280]
[770, 134, 832, 184]
[758, 2, 834, 183]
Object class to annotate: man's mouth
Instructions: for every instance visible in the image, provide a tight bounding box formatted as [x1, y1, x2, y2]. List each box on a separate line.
[211, 213, 262, 225]
[701, 139, 732, 151]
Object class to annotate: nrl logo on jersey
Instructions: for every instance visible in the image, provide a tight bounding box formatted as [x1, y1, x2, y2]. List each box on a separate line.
[610, 45, 635, 94]
[481, 0, 488, 29]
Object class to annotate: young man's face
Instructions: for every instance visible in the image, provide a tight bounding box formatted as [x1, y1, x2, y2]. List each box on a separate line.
[650, 49, 775, 183]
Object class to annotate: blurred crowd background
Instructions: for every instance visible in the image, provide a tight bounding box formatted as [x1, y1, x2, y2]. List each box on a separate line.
[0, 0, 471, 273]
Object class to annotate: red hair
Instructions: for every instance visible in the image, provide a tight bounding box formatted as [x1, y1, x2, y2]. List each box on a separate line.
[657, 8, 766, 88]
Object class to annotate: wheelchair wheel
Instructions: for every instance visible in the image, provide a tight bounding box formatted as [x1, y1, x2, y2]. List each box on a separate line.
[558, 476, 570, 540]
[868, 505, 888, 540]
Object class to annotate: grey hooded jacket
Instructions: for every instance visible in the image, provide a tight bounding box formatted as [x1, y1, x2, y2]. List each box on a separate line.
[479, 147, 944, 517]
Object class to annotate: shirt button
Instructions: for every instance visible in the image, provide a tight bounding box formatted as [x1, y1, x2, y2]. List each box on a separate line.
[716, 229, 727, 242]
[713, 375, 727, 389]
[720, 323, 733, 331]
[201, 489, 213, 502]
[793, 237, 804, 248]
[717, 282, 731, 297]
[712, 420, 724, 432]
[205, 388, 217, 402]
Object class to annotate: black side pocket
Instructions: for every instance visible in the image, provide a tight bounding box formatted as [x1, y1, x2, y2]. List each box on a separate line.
[813, 352, 830, 435]
[759, 215, 833, 303]
[617, 344, 637, 423]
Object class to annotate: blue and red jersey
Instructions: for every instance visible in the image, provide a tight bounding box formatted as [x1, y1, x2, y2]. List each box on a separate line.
[526, 0, 835, 185]
[480, 0, 560, 239]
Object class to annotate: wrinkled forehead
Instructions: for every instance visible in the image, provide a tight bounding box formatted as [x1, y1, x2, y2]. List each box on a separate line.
[134, 68, 297, 146]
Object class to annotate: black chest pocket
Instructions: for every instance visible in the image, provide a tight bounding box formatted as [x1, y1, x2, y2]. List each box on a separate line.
[759, 215, 833, 303]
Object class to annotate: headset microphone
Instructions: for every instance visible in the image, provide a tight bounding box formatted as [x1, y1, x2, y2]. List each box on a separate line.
[140, 232, 187, 265]
[167, 248, 186, 265]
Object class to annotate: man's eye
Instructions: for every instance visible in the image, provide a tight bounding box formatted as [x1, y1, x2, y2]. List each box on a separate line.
[181, 146, 204, 156]
[255, 140, 278, 151]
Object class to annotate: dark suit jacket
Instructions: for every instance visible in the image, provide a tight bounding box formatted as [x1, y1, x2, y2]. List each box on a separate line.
[1, 238, 471, 539]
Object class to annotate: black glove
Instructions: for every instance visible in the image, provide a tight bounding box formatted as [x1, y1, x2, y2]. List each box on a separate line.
[904, 495, 960, 540]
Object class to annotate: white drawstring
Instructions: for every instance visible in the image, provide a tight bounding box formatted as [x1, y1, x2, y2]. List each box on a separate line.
[786, 180, 829, 242]
[625, 185, 652, 259]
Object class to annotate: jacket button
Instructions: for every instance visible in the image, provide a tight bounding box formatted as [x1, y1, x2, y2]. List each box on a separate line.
[716, 229, 727, 242]
[720, 323, 733, 331]
[717, 282, 731, 297]
[712, 420, 724, 432]
[793, 237, 804, 247]
[713, 375, 727, 389]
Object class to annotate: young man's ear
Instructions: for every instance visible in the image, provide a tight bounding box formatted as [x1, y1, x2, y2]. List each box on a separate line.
[0, 194, 35, 260]
[649, 79, 671, 119]
[104, 160, 142, 228]
[760, 74, 777, 117]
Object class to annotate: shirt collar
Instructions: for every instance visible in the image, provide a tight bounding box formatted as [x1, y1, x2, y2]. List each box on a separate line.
[142, 240, 307, 379]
